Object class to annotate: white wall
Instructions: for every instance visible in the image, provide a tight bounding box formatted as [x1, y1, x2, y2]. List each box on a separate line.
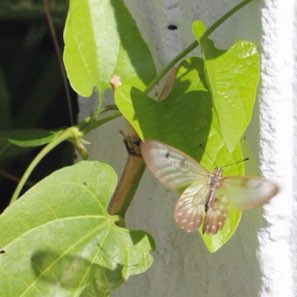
[79, 0, 295, 296]
[258, 1, 296, 296]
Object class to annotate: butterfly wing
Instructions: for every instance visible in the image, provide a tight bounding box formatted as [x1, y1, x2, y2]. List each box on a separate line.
[220, 176, 279, 210]
[202, 193, 229, 234]
[140, 140, 208, 191]
[174, 182, 209, 232]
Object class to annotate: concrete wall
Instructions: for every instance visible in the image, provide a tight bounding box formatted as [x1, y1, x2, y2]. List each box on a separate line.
[79, 0, 296, 296]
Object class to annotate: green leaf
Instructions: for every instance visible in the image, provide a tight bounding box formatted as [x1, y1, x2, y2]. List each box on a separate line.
[191, 19, 206, 39]
[63, 0, 156, 99]
[0, 161, 154, 296]
[192, 20, 259, 151]
[0, 129, 60, 160]
[0, 129, 59, 147]
[115, 57, 243, 252]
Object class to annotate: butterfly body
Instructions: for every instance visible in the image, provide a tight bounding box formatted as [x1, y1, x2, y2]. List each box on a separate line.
[140, 140, 279, 235]
[205, 168, 223, 209]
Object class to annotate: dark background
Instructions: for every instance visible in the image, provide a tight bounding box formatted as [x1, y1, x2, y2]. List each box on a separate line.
[0, 1, 78, 211]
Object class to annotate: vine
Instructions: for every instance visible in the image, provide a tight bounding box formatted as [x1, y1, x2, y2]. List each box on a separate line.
[0, 1, 260, 296]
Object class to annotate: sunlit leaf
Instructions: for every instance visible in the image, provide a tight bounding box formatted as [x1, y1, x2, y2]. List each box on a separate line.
[63, 0, 156, 99]
[0, 161, 154, 296]
[192, 20, 259, 151]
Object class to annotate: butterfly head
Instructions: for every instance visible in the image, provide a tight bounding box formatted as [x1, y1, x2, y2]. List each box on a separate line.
[207, 168, 223, 189]
[213, 167, 223, 176]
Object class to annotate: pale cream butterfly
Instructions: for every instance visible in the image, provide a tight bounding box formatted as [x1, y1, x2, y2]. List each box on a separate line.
[140, 140, 279, 234]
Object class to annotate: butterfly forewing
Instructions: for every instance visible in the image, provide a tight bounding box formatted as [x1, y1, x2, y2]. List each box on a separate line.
[174, 182, 209, 232]
[221, 176, 279, 210]
[141, 140, 208, 191]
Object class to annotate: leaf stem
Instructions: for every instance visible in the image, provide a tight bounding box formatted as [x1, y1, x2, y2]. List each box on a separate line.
[204, 0, 253, 38]
[9, 127, 82, 205]
[9, 109, 121, 204]
[144, 41, 198, 94]
[78, 109, 121, 135]
[145, 0, 253, 94]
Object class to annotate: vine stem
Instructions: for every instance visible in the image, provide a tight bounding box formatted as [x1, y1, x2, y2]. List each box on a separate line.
[144, 41, 197, 94]
[9, 127, 83, 205]
[204, 0, 253, 38]
[108, 124, 145, 216]
[43, 0, 74, 126]
[9, 110, 121, 205]
[78, 109, 121, 135]
[144, 0, 253, 94]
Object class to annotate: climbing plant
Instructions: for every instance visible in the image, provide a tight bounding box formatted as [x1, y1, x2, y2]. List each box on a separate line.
[0, 1, 260, 296]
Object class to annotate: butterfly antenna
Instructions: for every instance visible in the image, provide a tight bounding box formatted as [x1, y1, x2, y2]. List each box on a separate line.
[221, 157, 250, 169]
[199, 143, 218, 167]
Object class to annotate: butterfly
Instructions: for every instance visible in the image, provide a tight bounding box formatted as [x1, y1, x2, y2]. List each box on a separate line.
[140, 140, 279, 234]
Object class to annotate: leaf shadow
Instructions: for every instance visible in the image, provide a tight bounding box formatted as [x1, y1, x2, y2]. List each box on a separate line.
[31, 250, 124, 296]
[109, 0, 156, 86]
[129, 57, 213, 162]
[202, 39, 227, 60]
[129, 230, 156, 250]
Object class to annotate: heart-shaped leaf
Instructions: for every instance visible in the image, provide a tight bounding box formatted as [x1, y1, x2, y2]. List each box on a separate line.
[115, 57, 243, 252]
[0, 161, 154, 296]
[192, 20, 259, 152]
[63, 0, 156, 98]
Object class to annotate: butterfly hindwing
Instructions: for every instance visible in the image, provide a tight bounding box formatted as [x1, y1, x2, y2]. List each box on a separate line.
[174, 182, 209, 232]
[140, 140, 208, 191]
[202, 193, 229, 234]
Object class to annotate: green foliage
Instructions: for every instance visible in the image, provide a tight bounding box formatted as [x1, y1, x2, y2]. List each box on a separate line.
[113, 19, 259, 252]
[0, 129, 58, 147]
[192, 20, 259, 151]
[0, 129, 60, 162]
[0, 162, 154, 296]
[63, 0, 156, 101]
[115, 57, 244, 252]
[0, 0, 260, 294]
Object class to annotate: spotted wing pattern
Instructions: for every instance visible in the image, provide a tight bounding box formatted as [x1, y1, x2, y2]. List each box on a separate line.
[202, 194, 229, 234]
[174, 182, 209, 232]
